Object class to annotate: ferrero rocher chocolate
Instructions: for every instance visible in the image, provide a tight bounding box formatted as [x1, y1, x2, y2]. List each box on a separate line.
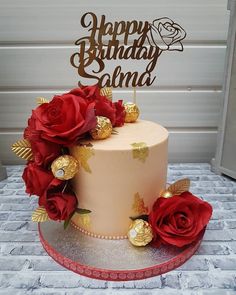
[124, 102, 140, 123]
[127, 219, 153, 247]
[51, 155, 79, 180]
[161, 190, 173, 198]
[90, 116, 112, 140]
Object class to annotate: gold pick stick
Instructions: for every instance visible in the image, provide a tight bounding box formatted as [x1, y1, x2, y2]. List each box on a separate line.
[133, 87, 137, 104]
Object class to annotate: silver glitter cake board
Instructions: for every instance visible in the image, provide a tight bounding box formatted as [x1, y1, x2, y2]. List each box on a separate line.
[39, 221, 203, 281]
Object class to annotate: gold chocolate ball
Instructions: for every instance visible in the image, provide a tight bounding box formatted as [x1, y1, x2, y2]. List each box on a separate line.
[124, 102, 140, 123]
[161, 190, 173, 198]
[51, 155, 79, 180]
[90, 116, 112, 140]
[127, 219, 153, 247]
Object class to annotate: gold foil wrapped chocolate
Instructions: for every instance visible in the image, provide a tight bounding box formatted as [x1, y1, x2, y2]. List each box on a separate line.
[51, 155, 79, 180]
[124, 102, 140, 123]
[90, 116, 112, 140]
[128, 219, 153, 247]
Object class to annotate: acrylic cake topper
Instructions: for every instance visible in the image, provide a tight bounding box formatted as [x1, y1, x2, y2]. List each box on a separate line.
[70, 12, 186, 88]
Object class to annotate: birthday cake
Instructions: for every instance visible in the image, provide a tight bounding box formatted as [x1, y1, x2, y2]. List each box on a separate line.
[70, 119, 168, 238]
[11, 13, 212, 255]
[12, 83, 212, 250]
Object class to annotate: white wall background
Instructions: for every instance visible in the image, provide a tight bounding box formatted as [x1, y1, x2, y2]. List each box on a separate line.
[0, 0, 230, 164]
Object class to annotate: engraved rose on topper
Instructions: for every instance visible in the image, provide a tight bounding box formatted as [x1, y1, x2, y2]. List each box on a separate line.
[71, 13, 187, 88]
[147, 17, 186, 52]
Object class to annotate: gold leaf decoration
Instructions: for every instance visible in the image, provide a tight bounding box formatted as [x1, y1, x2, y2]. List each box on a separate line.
[132, 192, 148, 215]
[168, 178, 190, 195]
[36, 97, 49, 105]
[32, 207, 50, 222]
[131, 142, 149, 163]
[11, 139, 33, 161]
[100, 87, 112, 101]
[76, 144, 95, 173]
[51, 155, 79, 180]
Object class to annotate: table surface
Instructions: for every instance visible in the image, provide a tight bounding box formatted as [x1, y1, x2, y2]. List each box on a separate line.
[0, 164, 236, 295]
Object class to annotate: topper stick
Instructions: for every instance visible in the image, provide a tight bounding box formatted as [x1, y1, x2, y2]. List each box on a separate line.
[133, 87, 137, 104]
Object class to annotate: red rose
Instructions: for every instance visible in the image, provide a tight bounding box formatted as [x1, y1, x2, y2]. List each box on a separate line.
[39, 181, 77, 221]
[114, 100, 125, 127]
[32, 93, 97, 145]
[70, 85, 124, 127]
[22, 162, 60, 196]
[70, 84, 101, 102]
[44, 192, 77, 221]
[95, 96, 116, 125]
[24, 115, 61, 167]
[149, 192, 212, 247]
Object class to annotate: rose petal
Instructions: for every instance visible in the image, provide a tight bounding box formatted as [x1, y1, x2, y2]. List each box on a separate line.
[168, 42, 184, 51]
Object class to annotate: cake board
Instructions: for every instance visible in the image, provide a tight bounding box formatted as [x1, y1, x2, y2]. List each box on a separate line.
[39, 221, 204, 281]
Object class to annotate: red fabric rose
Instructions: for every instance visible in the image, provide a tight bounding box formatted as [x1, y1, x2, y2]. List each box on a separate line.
[70, 85, 125, 127]
[39, 181, 77, 221]
[70, 84, 101, 102]
[95, 96, 116, 125]
[24, 115, 61, 167]
[114, 100, 125, 127]
[22, 162, 60, 197]
[32, 93, 97, 145]
[149, 192, 212, 247]
[44, 192, 77, 221]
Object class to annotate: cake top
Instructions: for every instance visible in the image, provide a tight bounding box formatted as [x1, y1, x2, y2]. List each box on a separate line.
[78, 120, 168, 151]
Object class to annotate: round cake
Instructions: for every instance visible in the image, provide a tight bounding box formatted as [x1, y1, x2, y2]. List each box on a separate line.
[70, 120, 168, 239]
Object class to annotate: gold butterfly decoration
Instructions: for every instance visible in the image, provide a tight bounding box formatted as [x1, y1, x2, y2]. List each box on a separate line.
[11, 139, 33, 161]
[32, 207, 50, 222]
[100, 87, 112, 101]
[36, 97, 49, 105]
[161, 178, 190, 198]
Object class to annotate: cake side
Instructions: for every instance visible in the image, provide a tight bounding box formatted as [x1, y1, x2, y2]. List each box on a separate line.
[70, 120, 168, 238]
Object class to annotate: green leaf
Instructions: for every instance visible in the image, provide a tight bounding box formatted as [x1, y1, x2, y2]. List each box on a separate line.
[63, 212, 75, 230]
[129, 214, 149, 222]
[76, 208, 92, 214]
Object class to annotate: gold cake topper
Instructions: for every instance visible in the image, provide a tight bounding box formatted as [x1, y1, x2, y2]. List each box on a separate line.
[71, 12, 186, 88]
